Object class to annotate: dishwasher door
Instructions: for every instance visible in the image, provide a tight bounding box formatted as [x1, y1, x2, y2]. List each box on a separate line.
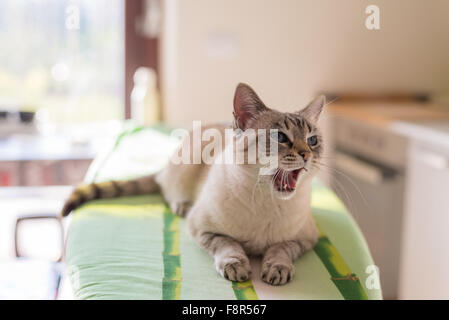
[331, 149, 405, 299]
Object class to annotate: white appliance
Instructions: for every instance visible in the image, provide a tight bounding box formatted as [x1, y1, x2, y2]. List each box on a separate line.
[398, 128, 449, 299]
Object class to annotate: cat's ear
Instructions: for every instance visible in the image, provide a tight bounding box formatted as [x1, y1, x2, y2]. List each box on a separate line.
[299, 95, 325, 123]
[233, 83, 268, 130]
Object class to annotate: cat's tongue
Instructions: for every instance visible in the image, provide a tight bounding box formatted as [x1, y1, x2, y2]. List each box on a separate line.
[274, 169, 301, 192]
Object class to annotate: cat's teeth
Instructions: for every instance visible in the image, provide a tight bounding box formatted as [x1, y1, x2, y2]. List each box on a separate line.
[283, 184, 288, 189]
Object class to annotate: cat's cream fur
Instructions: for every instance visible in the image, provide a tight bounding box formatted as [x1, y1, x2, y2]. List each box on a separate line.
[61, 83, 325, 286]
[156, 84, 324, 285]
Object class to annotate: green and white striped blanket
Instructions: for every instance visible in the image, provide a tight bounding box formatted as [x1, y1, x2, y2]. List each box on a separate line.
[65, 125, 382, 300]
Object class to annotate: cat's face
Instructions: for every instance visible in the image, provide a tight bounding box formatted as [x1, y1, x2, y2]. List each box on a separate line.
[233, 83, 324, 199]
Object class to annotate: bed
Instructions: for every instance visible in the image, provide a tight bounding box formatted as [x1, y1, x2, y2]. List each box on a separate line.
[64, 124, 382, 300]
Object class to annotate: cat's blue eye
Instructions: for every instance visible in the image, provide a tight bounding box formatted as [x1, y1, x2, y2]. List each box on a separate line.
[307, 135, 318, 146]
[276, 132, 289, 143]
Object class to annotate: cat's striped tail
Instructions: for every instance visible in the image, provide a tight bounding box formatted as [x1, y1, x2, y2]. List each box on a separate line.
[60, 174, 159, 217]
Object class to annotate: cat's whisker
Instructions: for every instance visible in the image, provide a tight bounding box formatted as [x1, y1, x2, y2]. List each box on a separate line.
[324, 96, 340, 107]
[312, 163, 354, 211]
[312, 160, 369, 208]
[312, 162, 367, 215]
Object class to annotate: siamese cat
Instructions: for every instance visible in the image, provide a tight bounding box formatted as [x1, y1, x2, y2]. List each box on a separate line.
[61, 83, 325, 286]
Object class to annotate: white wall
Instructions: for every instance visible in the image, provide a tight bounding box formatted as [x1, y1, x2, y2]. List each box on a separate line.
[160, 0, 449, 128]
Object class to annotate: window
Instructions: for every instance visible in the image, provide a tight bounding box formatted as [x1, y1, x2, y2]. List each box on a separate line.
[0, 0, 125, 123]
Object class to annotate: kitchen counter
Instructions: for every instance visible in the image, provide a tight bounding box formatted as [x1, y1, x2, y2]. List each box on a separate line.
[328, 102, 449, 129]
[391, 121, 449, 150]
[328, 101, 449, 149]
[0, 134, 97, 162]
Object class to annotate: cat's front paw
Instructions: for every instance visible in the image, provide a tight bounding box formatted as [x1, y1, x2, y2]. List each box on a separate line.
[217, 257, 252, 282]
[261, 261, 295, 286]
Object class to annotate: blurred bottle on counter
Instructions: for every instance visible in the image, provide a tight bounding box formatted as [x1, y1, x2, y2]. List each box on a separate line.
[130, 67, 161, 126]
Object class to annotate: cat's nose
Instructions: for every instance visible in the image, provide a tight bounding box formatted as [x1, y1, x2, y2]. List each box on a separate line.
[299, 151, 310, 161]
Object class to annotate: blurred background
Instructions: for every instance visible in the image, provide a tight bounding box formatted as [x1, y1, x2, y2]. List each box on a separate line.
[1, 0, 449, 299]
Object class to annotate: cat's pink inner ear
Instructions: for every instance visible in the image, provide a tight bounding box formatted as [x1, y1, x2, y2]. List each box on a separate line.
[233, 83, 265, 130]
[300, 95, 326, 123]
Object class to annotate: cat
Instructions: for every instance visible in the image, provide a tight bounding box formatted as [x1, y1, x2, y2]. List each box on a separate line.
[61, 83, 325, 286]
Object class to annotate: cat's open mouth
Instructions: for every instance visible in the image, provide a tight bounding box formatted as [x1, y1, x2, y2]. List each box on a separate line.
[273, 168, 304, 193]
